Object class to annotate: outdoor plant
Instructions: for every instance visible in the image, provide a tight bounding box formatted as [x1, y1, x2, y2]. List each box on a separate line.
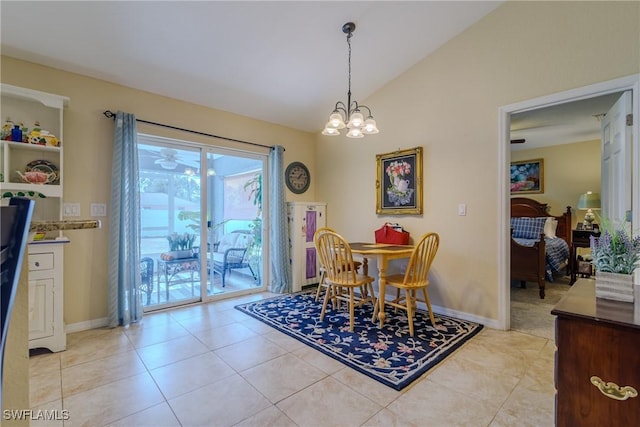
[590, 226, 640, 274]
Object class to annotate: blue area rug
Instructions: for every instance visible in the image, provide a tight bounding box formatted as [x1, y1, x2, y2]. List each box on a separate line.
[235, 291, 483, 390]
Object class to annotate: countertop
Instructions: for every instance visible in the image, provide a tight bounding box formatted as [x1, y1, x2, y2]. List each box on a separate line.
[551, 278, 640, 329]
[29, 219, 101, 232]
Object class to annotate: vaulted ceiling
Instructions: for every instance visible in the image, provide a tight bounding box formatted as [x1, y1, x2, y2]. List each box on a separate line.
[1, 1, 502, 132]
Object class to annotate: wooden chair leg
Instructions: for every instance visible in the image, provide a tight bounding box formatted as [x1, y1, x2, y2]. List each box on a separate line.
[368, 283, 377, 323]
[320, 284, 333, 322]
[349, 287, 356, 332]
[405, 289, 415, 336]
[315, 270, 326, 302]
[422, 288, 436, 327]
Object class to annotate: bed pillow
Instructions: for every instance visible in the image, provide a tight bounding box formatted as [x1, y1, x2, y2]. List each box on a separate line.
[544, 217, 558, 239]
[511, 217, 547, 239]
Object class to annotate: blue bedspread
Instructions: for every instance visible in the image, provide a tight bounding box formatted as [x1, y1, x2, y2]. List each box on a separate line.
[513, 237, 569, 281]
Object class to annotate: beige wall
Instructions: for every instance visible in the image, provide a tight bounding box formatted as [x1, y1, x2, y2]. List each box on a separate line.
[511, 140, 601, 228]
[1, 57, 316, 325]
[315, 1, 639, 321]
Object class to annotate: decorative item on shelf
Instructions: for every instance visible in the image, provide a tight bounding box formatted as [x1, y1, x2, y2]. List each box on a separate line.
[27, 122, 60, 147]
[577, 191, 601, 230]
[11, 124, 22, 142]
[15, 170, 57, 185]
[1, 190, 46, 199]
[25, 160, 59, 184]
[322, 22, 379, 138]
[590, 223, 640, 302]
[1, 119, 14, 140]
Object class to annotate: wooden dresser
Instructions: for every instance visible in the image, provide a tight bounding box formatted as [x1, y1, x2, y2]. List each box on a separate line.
[552, 279, 640, 425]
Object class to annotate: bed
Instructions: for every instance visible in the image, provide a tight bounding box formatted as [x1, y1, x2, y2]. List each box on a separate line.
[510, 197, 572, 299]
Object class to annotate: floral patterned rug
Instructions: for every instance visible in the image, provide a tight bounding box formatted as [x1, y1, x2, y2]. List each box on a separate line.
[235, 291, 483, 390]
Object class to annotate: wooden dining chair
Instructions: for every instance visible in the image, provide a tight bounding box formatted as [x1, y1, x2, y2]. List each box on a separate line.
[313, 227, 362, 305]
[374, 232, 439, 336]
[315, 229, 376, 332]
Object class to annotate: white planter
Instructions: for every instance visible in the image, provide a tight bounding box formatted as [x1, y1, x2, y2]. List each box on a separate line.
[595, 271, 634, 303]
[164, 250, 194, 260]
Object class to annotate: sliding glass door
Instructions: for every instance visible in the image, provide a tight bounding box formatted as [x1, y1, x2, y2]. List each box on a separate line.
[204, 148, 265, 298]
[138, 135, 267, 311]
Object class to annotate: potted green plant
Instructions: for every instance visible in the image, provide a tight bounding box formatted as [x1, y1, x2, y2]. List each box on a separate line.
[164, 232, 196, 260]
[590, 225, 640, 302]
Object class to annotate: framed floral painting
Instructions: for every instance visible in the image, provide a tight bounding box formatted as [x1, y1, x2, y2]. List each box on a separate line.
[510, 158, 544, 194]
[376, 147, 423, 215]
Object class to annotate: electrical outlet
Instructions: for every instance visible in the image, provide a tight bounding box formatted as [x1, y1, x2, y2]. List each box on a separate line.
[90, 203, 107, 217]
[458, 203, 467, 216]
[63, 203, 81, 217]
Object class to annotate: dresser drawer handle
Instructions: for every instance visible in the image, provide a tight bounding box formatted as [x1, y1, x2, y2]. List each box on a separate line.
[35, 262, 40, 267]
[590, 376, 638, 401]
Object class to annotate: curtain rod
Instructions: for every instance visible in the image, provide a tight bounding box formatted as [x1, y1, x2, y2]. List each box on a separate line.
[102, 110, 281, 151]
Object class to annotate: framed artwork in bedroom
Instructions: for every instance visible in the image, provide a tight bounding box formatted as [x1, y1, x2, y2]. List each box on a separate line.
[510, 158, 544, 194]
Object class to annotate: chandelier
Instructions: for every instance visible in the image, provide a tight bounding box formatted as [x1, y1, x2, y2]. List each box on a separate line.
[322, 22, 379, 138]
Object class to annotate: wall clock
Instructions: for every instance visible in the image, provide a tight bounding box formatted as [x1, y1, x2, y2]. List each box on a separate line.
[285, 161, 310, 194]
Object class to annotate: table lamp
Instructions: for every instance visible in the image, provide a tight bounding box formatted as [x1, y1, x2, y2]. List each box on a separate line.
[577, 191, 601, 229]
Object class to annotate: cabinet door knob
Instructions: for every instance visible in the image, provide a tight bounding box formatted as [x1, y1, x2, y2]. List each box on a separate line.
[35, 261, 40, 267]
[590, 376, 638, 401]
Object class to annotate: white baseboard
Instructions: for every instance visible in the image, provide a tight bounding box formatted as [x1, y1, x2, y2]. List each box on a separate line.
[430, 303, 501, 330]
[65, 317, 109, 334]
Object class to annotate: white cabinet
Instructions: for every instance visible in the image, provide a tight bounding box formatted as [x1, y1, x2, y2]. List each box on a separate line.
[28, 242, 65, 351]
[1, 84, 68, 352]
[287, 202, 326, 292]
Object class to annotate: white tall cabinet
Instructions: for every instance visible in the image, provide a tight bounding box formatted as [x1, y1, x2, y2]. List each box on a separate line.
[287, 202, 326, 292]
[1, 84, 68, 352]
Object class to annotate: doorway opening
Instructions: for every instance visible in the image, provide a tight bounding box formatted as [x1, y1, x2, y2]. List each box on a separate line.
[498, 74, 640, 330]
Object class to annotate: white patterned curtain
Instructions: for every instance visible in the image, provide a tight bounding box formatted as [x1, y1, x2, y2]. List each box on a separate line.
[268, 145, 292, 293]
[107, 112, 142, 327]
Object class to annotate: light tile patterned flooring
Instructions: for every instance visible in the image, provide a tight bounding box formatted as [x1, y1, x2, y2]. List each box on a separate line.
[30, 290, 559, 427]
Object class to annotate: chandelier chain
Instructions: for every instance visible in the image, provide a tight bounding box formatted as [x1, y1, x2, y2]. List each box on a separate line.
[347, 31, 352, 99]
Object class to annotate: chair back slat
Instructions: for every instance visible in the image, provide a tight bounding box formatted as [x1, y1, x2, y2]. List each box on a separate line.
[404, 232, 439, 286]
[315, 229, 357, 285]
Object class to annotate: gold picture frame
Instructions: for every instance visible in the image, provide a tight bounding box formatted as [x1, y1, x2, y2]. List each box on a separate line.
[376, 147, 423, 215]
[510, 158, 544, 194]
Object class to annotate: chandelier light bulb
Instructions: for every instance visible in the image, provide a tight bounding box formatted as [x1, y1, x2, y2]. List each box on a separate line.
[346, 128, 364, 138]
[347, 111, 364, 128]
[322, 127, 340, 136]
[328, 112, 346, 129]
[363, 118, 379, 134]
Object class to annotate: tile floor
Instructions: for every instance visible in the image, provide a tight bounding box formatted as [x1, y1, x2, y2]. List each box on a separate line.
[30, 290, 558, 427]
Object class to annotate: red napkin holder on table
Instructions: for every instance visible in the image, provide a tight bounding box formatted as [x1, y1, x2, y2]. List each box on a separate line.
[374, 223, 410, 245]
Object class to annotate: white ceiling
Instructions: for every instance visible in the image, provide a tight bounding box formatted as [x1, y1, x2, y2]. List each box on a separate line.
[2, 1, 615, 148]
[1, 1, 502, 133]
[510, 92, 623, 151]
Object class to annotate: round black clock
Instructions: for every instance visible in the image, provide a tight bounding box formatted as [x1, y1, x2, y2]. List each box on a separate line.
[285, 161, 310, 194]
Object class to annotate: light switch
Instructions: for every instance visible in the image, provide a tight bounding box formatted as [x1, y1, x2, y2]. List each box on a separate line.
[90, 203, 107, 217]
[63, 203, 80, 217]
[458, 203, 467, 216]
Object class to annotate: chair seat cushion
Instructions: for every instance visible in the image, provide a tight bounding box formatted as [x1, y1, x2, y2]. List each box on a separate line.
[217, 233, 239, 253]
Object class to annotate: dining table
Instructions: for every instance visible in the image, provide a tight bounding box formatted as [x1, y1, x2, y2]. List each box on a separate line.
[349, 242, 415, 326]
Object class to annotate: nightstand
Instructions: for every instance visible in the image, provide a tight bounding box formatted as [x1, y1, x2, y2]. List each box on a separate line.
[569, 229, 600, 285]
